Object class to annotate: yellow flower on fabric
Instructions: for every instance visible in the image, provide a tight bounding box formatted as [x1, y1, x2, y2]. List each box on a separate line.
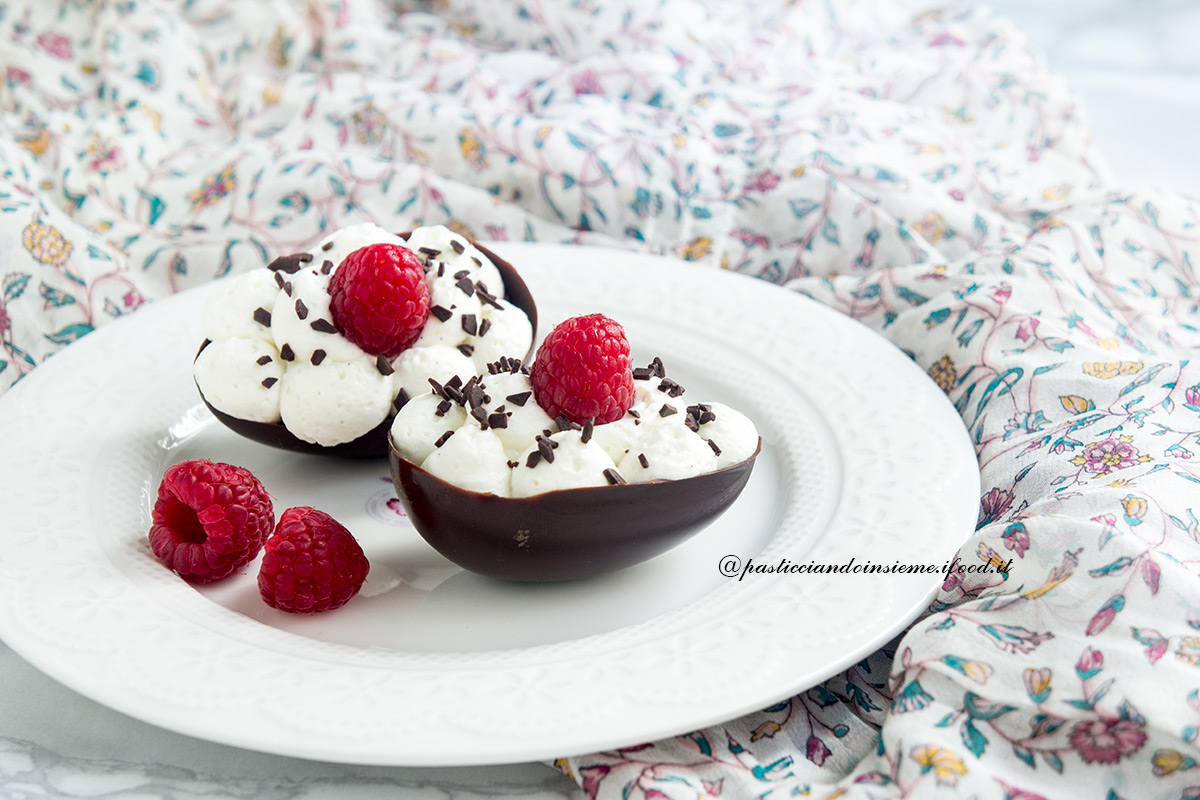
[1060, 395, 1093, 414]
[918, 143, 943, 155]
[1176, 636, 1200, 666]
[1042, 185, 1070, 201]
[1152, 748, 1194, 777]
[458, 127, 486, 168]
[553, 757, 576, 782]
[447, 220, 476, 241]
[751, 721, 782, 742]
[1083, 361, 1143, 379]
[262, 82, 282, 105]
[927, 355, 957, 394]
[677, 237, 712, 261]
[190, 165, 237, 210]
[22, 221, 73, 266]
[911, 745, 967, 786]
[269, 25, 291, 67]
[1121, 495, 1147, 524]
[792, 165, 806, 177]
[1023, 667, 1052, 703]
[1095, 337, 1120, 350]
[913, 212, 949, 244]
[17, 128, 51, 157]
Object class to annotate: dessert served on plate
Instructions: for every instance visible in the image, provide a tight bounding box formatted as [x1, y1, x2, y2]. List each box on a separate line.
[193, 223, 537, 457]
[388, 313, 762, 581]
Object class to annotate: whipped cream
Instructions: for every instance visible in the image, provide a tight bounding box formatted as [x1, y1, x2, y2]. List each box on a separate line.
[194, 223, 533, 446]
[389, 356, 759, 497]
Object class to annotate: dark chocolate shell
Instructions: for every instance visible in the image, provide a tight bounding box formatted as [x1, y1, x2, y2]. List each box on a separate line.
[388, 437, 761, 581]
[194, 236, 537, 459]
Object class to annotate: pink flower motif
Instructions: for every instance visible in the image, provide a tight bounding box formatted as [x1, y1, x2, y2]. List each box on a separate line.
[484, 225, 508, 241]
[978, 487, 1013, 526]
[36, 32, 73, 60]
[1015, 318, 1039, 341]
[1070, 437, 1145, 476]
[731, 228, 770, 249]
[122, 290, 145, 311]
[571, 69, 603, 96]
[992, 285, 1011, 304]
[949, 188, 965, 202]
[929, 33, 966, 46]
[1001, 523, 1029, 557]
[1069, 718, 1147, 764]
[1075, 647, 1103, 679]
[0, 305, 9, 334]
[744, 170, 780, 194]
[1184, 385, 1200, 412]
[6, 66, 31, 86]
[806, 735, 831, 766]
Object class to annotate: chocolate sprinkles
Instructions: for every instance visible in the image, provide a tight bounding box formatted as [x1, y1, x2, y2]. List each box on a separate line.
[461, 313, 477, 336]
[478, 317, 492, 337]
[267, 252, 313, 273]
[488, 412, 508, 429]
[454, 276, 475, 297]
[395, 388, 409, 409]
[295, 298, 308, 320]
[658, 378, 685, 397]
[526, 450, 541, 468]
[253, 307, 272, 327]
[581, 417, 594, 444]
[638, 452, 649, 468]
[659, 403, 677, 417]
[707, 439, 722, 456]
[603, 468, 626, 485]
[261, 377, 278, 388]
[430, 305, 453, 323]
[537, 437, 556, 463]
[506, 391, 531, 407]
[311, 349, 326, 365]
[434, 430, 455, 448]
[474, 282, 502, 309]
[376, 354, 394, 376]
[310, 318, 338, 334]
[280, 343, 295, 361]
[321, 241, 333, 251]
[321, 260, 334, 274]
[450, 239, 465, 255]
[435, 398, 452, 416]
[457, 343, 474, 357]
[255, 355, 272, 366]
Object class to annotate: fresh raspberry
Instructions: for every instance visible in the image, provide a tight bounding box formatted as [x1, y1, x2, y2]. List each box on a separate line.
[328, 243, 430, 358]
[530, 313, 635, 425]
[148, 459, 274, 584]
[258, 507, 369, 614]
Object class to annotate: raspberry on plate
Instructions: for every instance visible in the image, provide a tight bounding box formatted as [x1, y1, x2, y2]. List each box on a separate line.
[328, 243, 430, 358]
[530, 313, 634, 425]
[258, 507, 370, 614]
[148, 459, 274, 584]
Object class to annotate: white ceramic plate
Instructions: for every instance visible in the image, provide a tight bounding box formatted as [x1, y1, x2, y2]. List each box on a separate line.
[0, 244, 978, 766]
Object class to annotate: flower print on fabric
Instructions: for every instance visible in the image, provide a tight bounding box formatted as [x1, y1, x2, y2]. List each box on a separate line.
[3, 2, 1200, 800]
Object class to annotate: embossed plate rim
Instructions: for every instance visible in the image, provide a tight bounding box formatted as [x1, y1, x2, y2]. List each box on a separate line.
[0, 243, 980, 765]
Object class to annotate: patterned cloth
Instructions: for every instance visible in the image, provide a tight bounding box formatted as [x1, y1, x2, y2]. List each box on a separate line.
[2, 1, 1199, 798]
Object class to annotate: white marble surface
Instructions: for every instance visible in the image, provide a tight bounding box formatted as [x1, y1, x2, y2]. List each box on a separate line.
[1, 1, 1197, 798]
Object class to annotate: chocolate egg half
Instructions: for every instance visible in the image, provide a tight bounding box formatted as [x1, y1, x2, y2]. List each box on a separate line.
[195, 237, 538, 459]
[388, 436, 761, 581]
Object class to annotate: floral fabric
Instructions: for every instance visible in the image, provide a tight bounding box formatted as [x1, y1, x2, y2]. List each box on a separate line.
[2, 1, 1199, 798]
